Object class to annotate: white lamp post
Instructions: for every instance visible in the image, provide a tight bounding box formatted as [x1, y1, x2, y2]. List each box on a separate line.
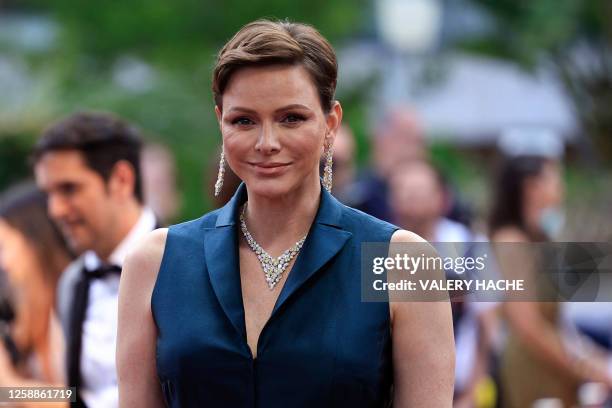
[375, 0, 442, 104]
[376, 0, 442, 54]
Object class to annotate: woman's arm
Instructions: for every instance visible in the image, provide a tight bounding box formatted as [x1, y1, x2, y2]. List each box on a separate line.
[390, 230, 455, 407]
[503, 301, 612, 386]
[493, 227, 612, 387]
[116, 228, 168, 408]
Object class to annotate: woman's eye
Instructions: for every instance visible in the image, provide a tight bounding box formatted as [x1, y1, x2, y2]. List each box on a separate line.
[282, 114, 305, 124]
[232, 117, 254, 126]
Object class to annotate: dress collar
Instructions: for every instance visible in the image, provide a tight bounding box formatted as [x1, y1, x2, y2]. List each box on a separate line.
[203, 181, 352, 355]
[214, 181, 344, 229]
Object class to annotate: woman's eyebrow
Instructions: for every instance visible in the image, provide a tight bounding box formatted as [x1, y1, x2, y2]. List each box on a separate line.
[274, 104, 312, 113]
[227, 104, 312, 115]
[227, 106, 258, 114]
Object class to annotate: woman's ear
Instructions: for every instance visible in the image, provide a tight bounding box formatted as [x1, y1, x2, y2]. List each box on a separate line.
[214, 105, 223, 129]
[325, 101, 343, 147]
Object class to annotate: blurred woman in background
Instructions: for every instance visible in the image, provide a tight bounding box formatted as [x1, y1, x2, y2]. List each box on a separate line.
[0, 183, 73, 391]
[489, 155, 612, 407]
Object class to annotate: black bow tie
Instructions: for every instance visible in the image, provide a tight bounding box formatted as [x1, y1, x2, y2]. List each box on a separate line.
[67, 262, 122, 406]
[87, 264, 122, 279]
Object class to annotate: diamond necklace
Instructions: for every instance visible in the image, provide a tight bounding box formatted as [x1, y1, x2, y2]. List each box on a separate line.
[239, 203, 308, 290]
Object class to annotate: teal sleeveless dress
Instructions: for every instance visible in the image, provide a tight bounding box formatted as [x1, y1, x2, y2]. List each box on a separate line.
[152, 182, 399, 407]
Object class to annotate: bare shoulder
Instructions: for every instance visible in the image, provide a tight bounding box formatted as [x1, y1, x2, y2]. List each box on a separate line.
[388, 229, 436, 322]
[388, 232, 455, 406]
[122, 228, 168, 288]
[391, 229, 427, 244]
[491, 226, 530, 243]
[118, 228, 168, 327]
[117, 228, 168, 407]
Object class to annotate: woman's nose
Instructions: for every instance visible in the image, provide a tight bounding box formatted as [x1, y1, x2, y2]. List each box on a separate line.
[254, 122, 281, 154]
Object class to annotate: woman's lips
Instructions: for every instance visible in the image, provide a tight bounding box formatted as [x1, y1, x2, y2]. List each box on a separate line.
[249, 162, 291, 175]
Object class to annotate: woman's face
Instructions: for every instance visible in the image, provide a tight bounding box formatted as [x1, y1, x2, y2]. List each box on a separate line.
[525, 160, 564, 211]
[0, 219, 39, 288]
[0, 219, 44, 351]
[216, 64, 341, 198]
[523, 160, 565, 235]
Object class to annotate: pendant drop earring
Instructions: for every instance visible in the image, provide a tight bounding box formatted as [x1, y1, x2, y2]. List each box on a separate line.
[214, 148, 225, 197]
[322, 143, 333, 193]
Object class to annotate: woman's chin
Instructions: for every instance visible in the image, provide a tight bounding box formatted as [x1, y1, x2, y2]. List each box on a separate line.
[244, 175, 309, 199]
[246, 180, 291, 198]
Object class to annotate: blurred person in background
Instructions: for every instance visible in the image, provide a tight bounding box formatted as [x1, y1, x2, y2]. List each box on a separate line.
[388, 160, 479, 242]
[32, 112, 158, 408]
[141, 143, 180, 225]
[389, 159, 497, 407]
[489, 155, 612, 407]
[0, 183, 73, 408]
[357, 105, 427, 222]
[360, 106, 473, 227]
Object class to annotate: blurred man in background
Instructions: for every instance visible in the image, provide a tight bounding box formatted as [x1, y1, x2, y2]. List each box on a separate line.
[388, 160, 471, 242]
[357, 105, 426, 222]
[32, 112, 157, 408]
[141, 142, 180, 224]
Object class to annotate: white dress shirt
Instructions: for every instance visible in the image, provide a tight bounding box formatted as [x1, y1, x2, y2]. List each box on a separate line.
[79, 207, 156, 408]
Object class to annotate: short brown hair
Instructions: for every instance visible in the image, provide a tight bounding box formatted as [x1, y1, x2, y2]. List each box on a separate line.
[31, 111, 144, 202]
[212, 19, 338, 113]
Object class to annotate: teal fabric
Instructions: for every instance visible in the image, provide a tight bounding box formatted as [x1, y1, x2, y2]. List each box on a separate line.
[152, 182, 399, 407]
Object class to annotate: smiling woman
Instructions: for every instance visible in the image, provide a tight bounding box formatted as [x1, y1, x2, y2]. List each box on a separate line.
[117, 19, 454, 408]
[217, 63, 337, 199]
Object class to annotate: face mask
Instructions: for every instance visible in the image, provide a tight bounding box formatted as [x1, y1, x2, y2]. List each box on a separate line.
[539, 207, 565, 239]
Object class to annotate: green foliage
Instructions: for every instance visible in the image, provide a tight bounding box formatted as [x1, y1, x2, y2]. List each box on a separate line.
[20, 0, 365, 63]
[0, 137, 32, 188]
[461, 0, 612, 161]
[2, 0, 369, 219]
[462, 0, 580, 68]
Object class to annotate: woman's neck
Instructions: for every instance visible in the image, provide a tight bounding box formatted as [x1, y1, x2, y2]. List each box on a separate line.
[242, 176, 321, 256]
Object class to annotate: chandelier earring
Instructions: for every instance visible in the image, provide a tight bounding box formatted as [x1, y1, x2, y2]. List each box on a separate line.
[322, 142, 333, 193]
[214, 148, 226, 197]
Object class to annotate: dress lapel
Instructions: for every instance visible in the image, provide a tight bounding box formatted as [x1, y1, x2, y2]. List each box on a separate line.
[203, 182, 353, 339]
[203, 184, 248, 342]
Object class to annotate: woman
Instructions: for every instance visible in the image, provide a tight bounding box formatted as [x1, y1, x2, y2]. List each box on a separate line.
[117, 19, 454, 407]
[489, 156, 612, 407]
[0, 183, 73, 407]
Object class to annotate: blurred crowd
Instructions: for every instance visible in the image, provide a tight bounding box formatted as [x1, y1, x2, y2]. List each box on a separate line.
[0, 107, 611, 408]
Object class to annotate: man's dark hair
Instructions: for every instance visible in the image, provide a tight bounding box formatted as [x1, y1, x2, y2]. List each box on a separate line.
[31, 111, 144, 202]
